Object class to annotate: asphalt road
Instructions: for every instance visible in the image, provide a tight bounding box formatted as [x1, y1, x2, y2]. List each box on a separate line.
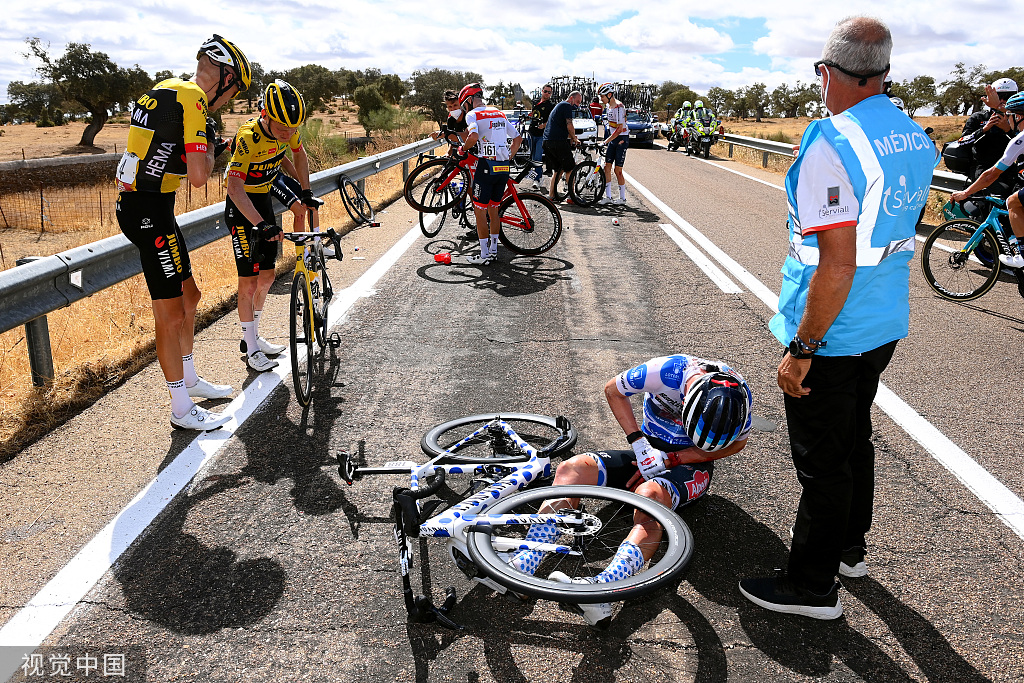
[2, 145, 1023, 682]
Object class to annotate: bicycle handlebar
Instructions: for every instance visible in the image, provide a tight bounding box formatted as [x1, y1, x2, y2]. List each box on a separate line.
[393, 469, 447, 539]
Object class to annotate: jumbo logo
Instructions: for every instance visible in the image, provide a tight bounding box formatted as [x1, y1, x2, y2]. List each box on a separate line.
[137, 94, 159, 110]
[154, 236, 166, 248]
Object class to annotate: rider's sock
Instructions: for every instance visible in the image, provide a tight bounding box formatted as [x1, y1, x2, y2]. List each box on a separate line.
[253, 309, 263, 338]
[605, 183, 614, 198]
[478, 238, 489, 256]
[508, 521, 559, 574]
[488, 234, 499, 255]
[167, 379, 193, 417]
[619, 185, 626, 200]
[182, 353, 200, 386]
[595, 541, 644, 583]
[241, 321, 258, 356]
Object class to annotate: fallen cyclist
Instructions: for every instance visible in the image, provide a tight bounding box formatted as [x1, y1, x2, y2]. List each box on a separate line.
[509, 354, 753, 628]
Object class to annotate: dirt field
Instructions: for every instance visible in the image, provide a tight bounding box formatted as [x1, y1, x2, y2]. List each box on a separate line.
[0, 101, 371, 162]
[723, 114, 967, 145]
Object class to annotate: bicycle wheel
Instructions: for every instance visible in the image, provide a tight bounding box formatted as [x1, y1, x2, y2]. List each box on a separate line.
[289, 272, 314, 406]
[497, 192, 562, 256]
[568, 161, 606, 207]
[421, 413, 577, 463]
[466, 485, 693, 604]
[403, 158, 469, 213]
[920, 220, 1001, 301]
[340, 177, 374, 225]
[419, 184, 453, 238]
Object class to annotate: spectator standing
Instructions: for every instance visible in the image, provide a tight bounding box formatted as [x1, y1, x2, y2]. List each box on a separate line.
[115, 35, 251, 431]
[961, 79, 1018, 185]
[541, 90, 582, 201]
[739, 16, 935, 619]
[525, 84, 555, 191]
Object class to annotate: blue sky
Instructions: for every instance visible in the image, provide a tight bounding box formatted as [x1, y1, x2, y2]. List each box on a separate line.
[0, 1, 1018, 106]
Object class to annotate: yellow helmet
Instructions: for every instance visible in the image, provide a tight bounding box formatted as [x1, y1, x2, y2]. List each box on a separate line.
[197, 34, 252, 92]
[263, 80, 307, 128]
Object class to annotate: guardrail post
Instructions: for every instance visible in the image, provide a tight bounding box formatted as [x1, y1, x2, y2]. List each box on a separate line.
[16, 257, 54, 387]
[403, 160, 409, 182]
[357, 179, 365, 195]
[762, 151, 769, 168]
[728, 143, 734, 157]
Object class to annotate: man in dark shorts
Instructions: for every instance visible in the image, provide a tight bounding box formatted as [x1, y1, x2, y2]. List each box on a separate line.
[541, 90, 582, 200]
[115, 35, 251, 431]
[507, 354, 753, 628]
[525, 84, 555, 191]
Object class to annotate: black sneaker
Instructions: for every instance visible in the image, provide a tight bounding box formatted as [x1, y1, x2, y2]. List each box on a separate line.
[739, 572, 843, 620]
[839, 546, 867, 578]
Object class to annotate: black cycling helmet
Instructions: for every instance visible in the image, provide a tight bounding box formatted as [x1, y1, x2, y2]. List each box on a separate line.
[263, 80, 307, 128]
[197, 34, 252, 102]
[682, 370, 751, 452]
[1004, 92, 1024, 115]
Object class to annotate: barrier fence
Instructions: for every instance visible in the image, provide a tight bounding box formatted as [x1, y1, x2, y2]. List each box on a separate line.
[0, 136, 440, 385]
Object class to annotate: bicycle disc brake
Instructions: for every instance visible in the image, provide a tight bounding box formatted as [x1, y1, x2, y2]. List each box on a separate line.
[554, 507, 603, 537]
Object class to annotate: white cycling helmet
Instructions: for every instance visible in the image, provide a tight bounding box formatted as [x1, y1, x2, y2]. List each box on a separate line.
[597, 82, 616, 97]
[993, 78, 1019, 94]
[889, 96, 905, 111]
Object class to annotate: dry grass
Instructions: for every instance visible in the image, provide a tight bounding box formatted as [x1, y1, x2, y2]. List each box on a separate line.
[0, 129, 426, 460]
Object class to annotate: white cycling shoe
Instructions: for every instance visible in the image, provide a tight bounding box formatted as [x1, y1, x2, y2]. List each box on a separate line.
[257, 336, 287, 356]
[597, 197, 614, 205]
[465, 254, 495, 265]
[186, 377, 233, 400]
[170, 404, 231, 431]
[548, 572, 613, 630]
[246, 350, 279, 372]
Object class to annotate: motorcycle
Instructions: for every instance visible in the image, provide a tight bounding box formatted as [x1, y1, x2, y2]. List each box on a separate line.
[685, 111, 721, 159]
[667, 120, 688, 151]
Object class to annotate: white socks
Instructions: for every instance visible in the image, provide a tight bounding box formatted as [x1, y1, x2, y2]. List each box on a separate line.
[167, 379, 193, 417]
[241, 321, 258, 355]
[182, 353, 199, 386]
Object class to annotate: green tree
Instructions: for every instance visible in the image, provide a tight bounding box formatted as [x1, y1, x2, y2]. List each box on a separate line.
[655, 85, 699, 113]
[939, 62, 987, 115]
[335, 68, 361, 100]
[353, 83, 388, 134]
[152, 69, 174, 83]
[26, 37, 152, 146]
[243, 61, 267, 111]
[890, 75, 936, 117]
[6, 80, 63, 123]
[377, 73, 407, 105]
[743, 82, 769, 121]
[406, 68, 485, 124]
[282, 64, 340, 112]
[982, 66, 1024, 89]
[705, 87, 734, 117]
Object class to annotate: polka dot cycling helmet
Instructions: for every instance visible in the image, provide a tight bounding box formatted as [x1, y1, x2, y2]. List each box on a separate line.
[682, 370, 751, 452]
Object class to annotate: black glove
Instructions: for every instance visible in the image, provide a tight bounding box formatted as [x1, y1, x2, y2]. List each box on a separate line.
[300, 188, 324, 209]
[214, 138, 230, 157]
[256, 220, 282, 240]
[205, 117, 217, 152]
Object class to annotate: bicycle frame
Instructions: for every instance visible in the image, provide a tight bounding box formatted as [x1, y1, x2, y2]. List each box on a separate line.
[960, 197, 1012, 256]
[342, 416, 575, 627]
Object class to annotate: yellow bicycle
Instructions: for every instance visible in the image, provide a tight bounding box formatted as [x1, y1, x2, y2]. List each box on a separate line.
[280, 226, 343, 406]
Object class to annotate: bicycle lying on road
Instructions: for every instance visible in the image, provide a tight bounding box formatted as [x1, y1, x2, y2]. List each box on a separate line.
[338, 174, 380, 228]
[920, 196, 1024, 301]
[403, 141, 563, 255]
[337, 413, 694, 628]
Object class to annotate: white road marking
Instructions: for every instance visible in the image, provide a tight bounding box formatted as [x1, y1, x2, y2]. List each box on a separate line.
[626, 171, 1024, 543]
[0, 220, 433, 667]
[659, 224, 743, 293]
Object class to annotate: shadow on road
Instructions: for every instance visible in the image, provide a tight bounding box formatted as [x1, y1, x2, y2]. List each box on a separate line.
[416, 253, 574, 298]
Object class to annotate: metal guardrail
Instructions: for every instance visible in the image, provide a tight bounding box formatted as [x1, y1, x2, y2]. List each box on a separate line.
[0, 136, 441, 384]
[719, 133, 969, 193]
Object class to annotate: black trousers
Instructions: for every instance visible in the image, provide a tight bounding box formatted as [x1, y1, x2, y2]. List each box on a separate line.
[785, 340, 898, 593]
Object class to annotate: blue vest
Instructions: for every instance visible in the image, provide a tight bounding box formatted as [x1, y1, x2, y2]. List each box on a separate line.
[769, 95, 935, 356]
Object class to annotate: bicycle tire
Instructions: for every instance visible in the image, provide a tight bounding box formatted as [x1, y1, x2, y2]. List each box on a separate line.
[568, 161, 606, 207]
[419, 184, 453, 238]
[420, 413, 577, 463]
[497, 192, 563, 256]
[403, 158, 469, 213]
[289, 272, 314, 406]
[466, 485, 693, 604]
[340, 177, 373, 225]
[920, 220, 1001, 301]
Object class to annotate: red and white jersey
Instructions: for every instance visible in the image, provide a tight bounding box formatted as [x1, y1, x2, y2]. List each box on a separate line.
[605, 103, 627, 133]
[465, 106, 520, 161]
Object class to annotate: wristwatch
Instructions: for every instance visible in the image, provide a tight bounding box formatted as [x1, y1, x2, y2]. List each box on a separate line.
[788, 335, 825, 359]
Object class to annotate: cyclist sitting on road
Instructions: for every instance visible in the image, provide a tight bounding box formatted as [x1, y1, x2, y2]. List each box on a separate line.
[598, 82, 630, 206]
[952, 92, 1024, 269]
[459, 83, 522, 265]
[509, 354, 752, 628]
[541, 90, 582, 202]
[115, 34, 250, 431]
[225, 79, 320, 371]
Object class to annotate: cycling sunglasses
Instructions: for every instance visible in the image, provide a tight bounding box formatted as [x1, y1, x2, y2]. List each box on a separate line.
[814, 60, 889, 87]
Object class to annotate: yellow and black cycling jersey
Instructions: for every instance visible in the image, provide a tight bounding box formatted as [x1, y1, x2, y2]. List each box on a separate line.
[116, 78, 210, 193]
[225, 117, 303, 193]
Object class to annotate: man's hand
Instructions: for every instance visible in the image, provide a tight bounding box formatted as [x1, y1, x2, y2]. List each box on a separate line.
[300, 188, 324, 209]
[632, 437, 668, 481]
[984, 84, 1002, 111]
[951, 190, 969, 203]
[778, 352, 812, 397]
[986, 111, 1012, 132]
[257, 220, 283, 242]
[214, 138, 230, 157]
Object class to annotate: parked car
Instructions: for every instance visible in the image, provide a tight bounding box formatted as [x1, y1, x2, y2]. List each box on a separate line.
[625, 110, 657, 147]
[572, 106, 598, 141]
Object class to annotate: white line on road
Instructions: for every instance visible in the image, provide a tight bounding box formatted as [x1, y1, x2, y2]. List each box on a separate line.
[626, 171, 1024, 543]
[659, 224, 743, 293]
[0, 220, 432, 669]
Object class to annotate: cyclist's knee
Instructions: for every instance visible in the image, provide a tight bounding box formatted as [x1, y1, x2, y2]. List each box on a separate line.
[634, 479, 674, 508]
[552, 453, 599, 485]
[1009, 193, 1022, 211]
[181, 277, 201, 311]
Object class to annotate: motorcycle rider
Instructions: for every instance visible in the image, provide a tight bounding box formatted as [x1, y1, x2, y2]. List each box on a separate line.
[686, 100, 718, 155]
[961, 78, 1018, 186]
[670, 101, 692, 149]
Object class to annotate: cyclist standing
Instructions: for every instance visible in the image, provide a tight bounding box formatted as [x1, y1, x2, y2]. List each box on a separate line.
[459, 83, 522, 265]
[509, 354, 752, 628]
[525, 84, 555, 191]
[952, 92, 1024, 268]
[597, 83, 629, 206]
[115, 34, 251, 431]
[225, 80, 320, 371]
